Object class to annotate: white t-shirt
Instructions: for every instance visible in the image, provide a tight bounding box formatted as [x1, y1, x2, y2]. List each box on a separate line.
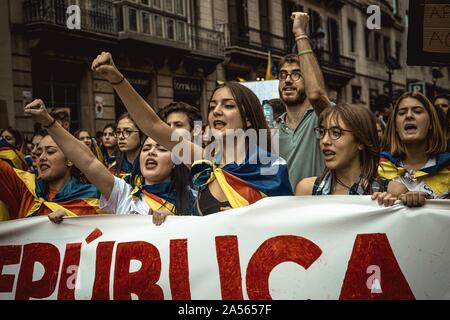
[394, 158, 437, 198]
[100, 176, 150, 215]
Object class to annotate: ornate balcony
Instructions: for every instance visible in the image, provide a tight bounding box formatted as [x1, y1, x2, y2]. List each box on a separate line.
[316, 49, 356, 87]
[224, 24, 289, 57]
[189, 25, 225, 59]
[23, 0, 117, 35]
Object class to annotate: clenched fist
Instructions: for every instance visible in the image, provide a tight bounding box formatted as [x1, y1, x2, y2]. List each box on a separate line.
[291, 12, 309, 36]
[91, 52, 123, 84]
[24, 99, 54, 127]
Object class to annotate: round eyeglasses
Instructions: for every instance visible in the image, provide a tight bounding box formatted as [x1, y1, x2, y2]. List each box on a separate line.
[278, 71, 302, 81]
[314, 127, 353, 140]
[115, 130, 140, 138]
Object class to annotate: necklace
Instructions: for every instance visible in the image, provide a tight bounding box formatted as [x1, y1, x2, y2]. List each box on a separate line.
[334, 173, 352, 190]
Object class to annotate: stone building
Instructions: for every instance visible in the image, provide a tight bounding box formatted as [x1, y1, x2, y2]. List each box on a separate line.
[0, 0, 449, 136]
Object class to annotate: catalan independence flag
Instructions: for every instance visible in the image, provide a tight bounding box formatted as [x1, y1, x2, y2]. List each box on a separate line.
[129, 177, 177, 214]
[265, 50, 278, 80]
[109, 157, 135, 179]
[0, 138, 28, 171]
[191, 146, 293, 209]
[0, 159, 104, 220]
[378, 151, 450, 198]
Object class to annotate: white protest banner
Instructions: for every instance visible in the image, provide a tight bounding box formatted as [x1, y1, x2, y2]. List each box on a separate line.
[241, 80, 280, 103]
[0, 196, 449, 300]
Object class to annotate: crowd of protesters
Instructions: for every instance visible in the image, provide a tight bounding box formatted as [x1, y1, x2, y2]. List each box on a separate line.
[0, 12, 449, 225]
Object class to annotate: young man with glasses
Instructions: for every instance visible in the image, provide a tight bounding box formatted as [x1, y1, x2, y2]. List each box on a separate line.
[276, 12, 331, 189]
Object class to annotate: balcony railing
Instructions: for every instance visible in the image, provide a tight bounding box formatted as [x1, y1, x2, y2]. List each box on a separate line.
[317, 50, 356, 74]
[23, 0, 117, 35]
[189, 25, 225, 58]
[224, 24, 289, 56]
[23, 0, 224, 59]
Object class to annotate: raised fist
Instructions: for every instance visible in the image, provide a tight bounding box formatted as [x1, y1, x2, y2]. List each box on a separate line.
[91, 52, 123, 84]
[291, 12, 309, 36]
[24, 99, 54, 127]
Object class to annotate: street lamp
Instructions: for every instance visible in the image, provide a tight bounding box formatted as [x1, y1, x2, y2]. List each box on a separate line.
[385, 56, 402, 98]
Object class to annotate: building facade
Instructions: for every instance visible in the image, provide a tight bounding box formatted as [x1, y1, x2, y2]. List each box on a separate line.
[0, 0, 449, 136]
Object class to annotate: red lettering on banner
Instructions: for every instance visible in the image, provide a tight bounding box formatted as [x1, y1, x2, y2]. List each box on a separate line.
[113, 241, 163, 300]
[15, 243, 60, 300]
[339, 233, 415, 300]
[215, 236, 244, 300]
[91, 241, 115, 300]
[85, 228, 103, 244]
[169, 239, 191, 300]
[57, 243, 82, 300]
[246, 235, 322, 300]
[0, 245, 22, 293]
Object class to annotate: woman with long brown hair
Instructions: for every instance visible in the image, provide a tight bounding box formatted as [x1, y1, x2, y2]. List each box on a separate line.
[295, 103, 397, 202]
[379, 92, 450, 202]
[90, 52, 292, 217]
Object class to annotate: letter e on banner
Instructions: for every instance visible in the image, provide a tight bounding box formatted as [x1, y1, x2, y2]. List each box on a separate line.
[0, 246, 22, 293]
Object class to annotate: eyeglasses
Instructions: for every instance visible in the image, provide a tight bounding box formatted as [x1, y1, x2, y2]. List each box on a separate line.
[103, 132, 116, 137]
[278, 71, 302, 81]
[115, 130, 140, 138]
[314, 127, 353, 140]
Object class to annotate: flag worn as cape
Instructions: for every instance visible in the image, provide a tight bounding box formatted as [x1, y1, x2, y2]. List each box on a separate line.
[0, 159, 104, 219]
[191, 147, 293, 209]
[109, 157, 135, 179]
[25, 174, 103, 217]
[0, 138, 28, 171]
[101, 145, 117, 167]
[128, 176, 177, 214]
[378, 151, 450, 197]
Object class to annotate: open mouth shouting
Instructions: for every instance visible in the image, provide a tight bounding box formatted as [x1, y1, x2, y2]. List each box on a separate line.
[39, 163, 51, 173]
[322, 149, 336, 162]
[403, 123, 418, 134]
[213, 120, 227, 130]
[145, 158, 158, 170]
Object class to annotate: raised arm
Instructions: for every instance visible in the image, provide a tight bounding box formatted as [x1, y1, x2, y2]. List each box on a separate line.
[24, 100, 115, 199]
[91, 52, 200, 165]
[292, 12, 330, 115]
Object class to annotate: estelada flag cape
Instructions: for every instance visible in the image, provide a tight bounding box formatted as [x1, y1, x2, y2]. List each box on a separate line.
[0, 138, 28, 171]
[127, 175, 177, 214]
[191, 147, 293, 209]
[378, 151, 450, 197]
[109, 157, 135, 179]
[0, 160, 104, 219]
